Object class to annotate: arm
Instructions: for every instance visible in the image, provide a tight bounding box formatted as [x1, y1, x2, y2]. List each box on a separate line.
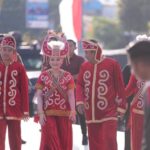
[20, 65, 29, 120]
[67, 88, 76, 123]
[34, 72, 47, 125]
[76, 65, 85, 114]
[34, 89, 46, 126]
[114, 62, 127, 114]
[125, 74, 137, 98]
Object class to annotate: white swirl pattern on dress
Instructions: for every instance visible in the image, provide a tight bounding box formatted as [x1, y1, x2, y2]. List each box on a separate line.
[136, 81, 145, 109]
[83, 71, 91, 110]
[41, 74, 52, 85]
[8, 70, 17, 106]
[44, 90, 66, 110]
[97, 70, 109, 110]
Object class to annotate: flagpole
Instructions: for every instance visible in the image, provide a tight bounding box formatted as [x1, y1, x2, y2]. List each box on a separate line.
[78, 0, 84, 56]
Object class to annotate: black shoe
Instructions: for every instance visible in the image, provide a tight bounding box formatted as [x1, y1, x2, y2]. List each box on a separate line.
[82, 135, 88, 145]
[21, 139, 26, 144]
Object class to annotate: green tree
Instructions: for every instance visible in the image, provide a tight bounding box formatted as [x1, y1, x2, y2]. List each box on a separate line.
[89, 17, 123, 49]
[119, 0, 150, 32]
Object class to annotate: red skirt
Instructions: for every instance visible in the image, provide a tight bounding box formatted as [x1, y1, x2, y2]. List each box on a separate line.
[40, 116, 72, 150]
[87, 120, 118, 150]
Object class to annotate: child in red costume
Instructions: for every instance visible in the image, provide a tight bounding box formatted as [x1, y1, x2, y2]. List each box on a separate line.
[0, 35, 29, 150]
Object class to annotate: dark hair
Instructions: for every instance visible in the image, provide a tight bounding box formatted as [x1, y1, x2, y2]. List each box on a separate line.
[127, 40, 150, 63]
[0, 34, 4, 43]
[67, 39, 76, 46]
[89, 39, 98, 44]
[50, 37, 58, 41]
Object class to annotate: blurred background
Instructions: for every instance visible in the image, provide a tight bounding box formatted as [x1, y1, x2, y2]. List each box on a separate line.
[0, 0, 150, 50]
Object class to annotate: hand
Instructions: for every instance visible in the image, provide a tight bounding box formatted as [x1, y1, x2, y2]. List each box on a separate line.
[22, 114, 29, 121]
[77, 104, 85, 115]
[118, 112, 125, 120]
[69, 110, 76, 123]
[39, 113, 47, 126]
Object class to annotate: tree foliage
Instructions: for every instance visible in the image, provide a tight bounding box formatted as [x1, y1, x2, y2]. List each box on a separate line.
[90, 17, 124, 49]
[119, 0, 150, 32]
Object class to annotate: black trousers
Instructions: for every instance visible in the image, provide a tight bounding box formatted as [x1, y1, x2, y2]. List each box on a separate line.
[77, 112, 87, 136]
[124, 129, 130, 150]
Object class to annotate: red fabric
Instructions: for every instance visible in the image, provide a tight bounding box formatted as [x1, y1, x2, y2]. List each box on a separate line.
[0, 62, 29, 119]
[1, 35, 16, 50]
[72, 0, 82, 41]
[88, 120, 117, 150]
[125, 74, 144, 125]
[125, 74, 137, 97]
[40, 116, 72, 150]
[35, 70, 74, 113]
[130, 112, 144, 150]
[0, 120, 21, 150]
[125, 74, 144, 150]
[76, 58, 126, 123]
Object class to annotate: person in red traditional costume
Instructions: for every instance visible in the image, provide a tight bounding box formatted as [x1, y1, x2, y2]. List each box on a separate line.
[0, 35, 29, 150]
[34, 31, 76, 150]
[0, 34, 30, 145]
[126, 34, 150, 150]
[76, 39, 126, 150]
[125, 73, 145, 150]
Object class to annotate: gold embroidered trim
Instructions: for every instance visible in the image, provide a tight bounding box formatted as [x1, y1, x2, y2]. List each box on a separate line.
[76, 101, 84, 105]
[86, 117, 117, 124]
[24, 112, 29, 115]
[132, 109, 144, 115]
[92, 64, 97, 120]
[117, 107, 126, 113]
[45, 109, 71, 117]
[6, 117, 21, 120]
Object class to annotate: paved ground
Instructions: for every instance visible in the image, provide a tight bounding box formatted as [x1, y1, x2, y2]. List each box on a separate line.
[5, 118, 124, 150]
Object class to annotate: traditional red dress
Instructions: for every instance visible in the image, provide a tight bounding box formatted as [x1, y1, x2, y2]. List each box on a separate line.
[35, 69, 75, 150]
[76, 57, 126, 150]
[0, 61, 29, 150]
[125, 74, 145, 150]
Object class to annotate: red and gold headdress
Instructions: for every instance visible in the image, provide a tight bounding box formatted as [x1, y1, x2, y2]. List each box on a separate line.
[1, 35, 16, 50]
[81, 40, 102, 61]
[41, 30, 69, 58]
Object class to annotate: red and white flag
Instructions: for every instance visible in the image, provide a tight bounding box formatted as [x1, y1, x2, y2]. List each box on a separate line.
[59, 0, 82, 42]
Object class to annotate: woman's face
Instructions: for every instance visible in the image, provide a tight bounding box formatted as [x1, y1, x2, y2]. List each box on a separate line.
[49, 56, 64, 69]
[1, 47, 15, 62]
